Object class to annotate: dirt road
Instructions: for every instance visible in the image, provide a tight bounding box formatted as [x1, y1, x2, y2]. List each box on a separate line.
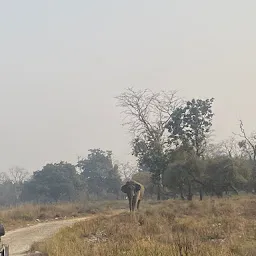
[2, 210, 124, 256]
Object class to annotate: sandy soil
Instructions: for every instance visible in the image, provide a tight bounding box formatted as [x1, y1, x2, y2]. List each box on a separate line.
[2, 210, 124, 256]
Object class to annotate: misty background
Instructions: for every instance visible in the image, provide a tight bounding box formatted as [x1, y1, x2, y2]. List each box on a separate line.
[0, 0, 255, 173]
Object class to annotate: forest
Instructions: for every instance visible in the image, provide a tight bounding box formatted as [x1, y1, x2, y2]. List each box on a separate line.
[0, 87, 255, 206]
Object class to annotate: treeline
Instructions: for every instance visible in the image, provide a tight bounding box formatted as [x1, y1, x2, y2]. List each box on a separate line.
[0, 88, 255, 205]
[115, 88, 256, 200]
[0, 149, 130, 205]
[0, 149, 161, 206]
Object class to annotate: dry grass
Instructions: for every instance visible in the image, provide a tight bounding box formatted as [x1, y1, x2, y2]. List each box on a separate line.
[0, 200, 127, 231]
[32, 195, 256, 256]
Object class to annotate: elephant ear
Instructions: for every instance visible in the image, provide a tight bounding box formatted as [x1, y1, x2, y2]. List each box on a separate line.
[121, 184, 128, 193]
[135, 183, 141, 192]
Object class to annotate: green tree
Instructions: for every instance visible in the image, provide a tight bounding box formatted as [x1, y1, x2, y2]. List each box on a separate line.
[132, 136, 171, 199]
[132, 171, 156, 199]
[105, 164, 122, 199]
[203, 156, 249, 197]
[21, 161, 80, 203]
[234, 120, 256, 192]
[165, 98, 214, 200]
[167, 98, 214, 156]
[0, 178, 18, 206]
[162, 148, 189, 199]
[77, 149, 122, 199]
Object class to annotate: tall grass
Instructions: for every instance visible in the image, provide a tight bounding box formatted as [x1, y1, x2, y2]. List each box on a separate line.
[0, 200, 128, 231]
[32, 195, 256, 256]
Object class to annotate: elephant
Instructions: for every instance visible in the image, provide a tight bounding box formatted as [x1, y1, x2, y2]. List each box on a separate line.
[121, 180, 144, 212]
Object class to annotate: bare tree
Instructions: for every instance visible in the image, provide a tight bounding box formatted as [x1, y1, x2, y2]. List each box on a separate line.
[218, 136, 243, 159]
[0, 172, 10, 184]
[116, 161, 138, 181]
[9, 166, 29, 184]
[206, 135, 249, 160]
[8, 166, 30, 203]
[233, 120, 256, 161]
[116, 87, 182, 140]
[116, 87, 182, 199]
[233, 120, 256, 192]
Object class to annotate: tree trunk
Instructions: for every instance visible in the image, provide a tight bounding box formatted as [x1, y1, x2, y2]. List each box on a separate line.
[199, 188, 203, 201]
[157, 184, 161, 200]
[187, 182, 193, 201]
[216, 190, 223, 198]
[179, 185, 185, 200]
[128, 195, 132, 211]
[229, 184, 239, 195]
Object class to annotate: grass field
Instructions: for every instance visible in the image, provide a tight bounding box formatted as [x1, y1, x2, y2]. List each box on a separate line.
[31, 196, 256, 256]
[0, 200, 127, 231]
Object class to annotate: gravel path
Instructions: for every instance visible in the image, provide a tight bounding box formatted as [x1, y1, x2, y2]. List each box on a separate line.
[2, 210, 124, 255]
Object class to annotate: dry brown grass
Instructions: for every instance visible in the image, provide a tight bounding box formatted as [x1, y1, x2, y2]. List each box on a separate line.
[0, 200, 127, 231]
[32, 195, 256, 256]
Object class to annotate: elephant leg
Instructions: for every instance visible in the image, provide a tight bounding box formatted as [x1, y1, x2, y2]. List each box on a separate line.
[131, 196, 137, 211]
[137, 199, 141, 210]
[128, 196, 132, 212]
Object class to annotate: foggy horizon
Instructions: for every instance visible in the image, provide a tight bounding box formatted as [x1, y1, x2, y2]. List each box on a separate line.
[0, 1, 256, 173]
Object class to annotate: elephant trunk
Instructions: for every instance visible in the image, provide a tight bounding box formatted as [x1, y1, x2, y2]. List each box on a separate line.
[127, 191, 136, 212]
[131, 195, 138, 211]
[127, 194, 132, 212]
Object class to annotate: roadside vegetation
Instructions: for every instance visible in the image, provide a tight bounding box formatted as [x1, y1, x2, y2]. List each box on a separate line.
[2, 87, 256, 254]
[0, 200, 127, 231]
[31, 195, 256, 256]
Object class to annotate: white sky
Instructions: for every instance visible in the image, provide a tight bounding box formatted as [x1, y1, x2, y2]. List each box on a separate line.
[0, 1, 256, 172]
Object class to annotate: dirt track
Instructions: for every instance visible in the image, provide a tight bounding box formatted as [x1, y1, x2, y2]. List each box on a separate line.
[2, 210, 124, 256]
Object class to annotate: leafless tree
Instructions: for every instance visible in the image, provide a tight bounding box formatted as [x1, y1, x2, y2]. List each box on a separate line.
[9, 166, 29, 184]
[115, 161, 138, 181]
[206, 134, 252, 160]
[116, 87, 182, 141]
[8, 166, 29, 203]
[233, 120, 256, 161]
[232, 120, 256, 192]
[218, 136, 244, 159]
[0, 172, 10, 184]
[116, 87, 182, 199]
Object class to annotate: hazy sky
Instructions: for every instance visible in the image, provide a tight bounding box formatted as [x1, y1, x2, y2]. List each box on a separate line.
[0, 1, 256, 173]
